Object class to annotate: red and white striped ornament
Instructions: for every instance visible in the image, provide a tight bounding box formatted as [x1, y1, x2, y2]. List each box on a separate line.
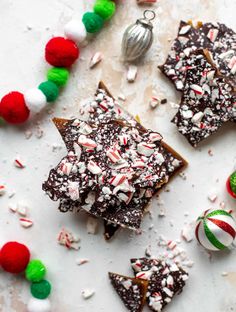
[195, 209, 236, 251]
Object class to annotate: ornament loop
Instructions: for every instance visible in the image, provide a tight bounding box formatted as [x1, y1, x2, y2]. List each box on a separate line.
[143, 10, 156, 21]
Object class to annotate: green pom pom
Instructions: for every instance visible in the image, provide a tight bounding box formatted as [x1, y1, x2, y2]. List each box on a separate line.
[31, 280, 51, 299]
[25, 260, 46, 282]
[38, 81, 59, 102]
[82, 12, 104, 33]
[230, 172, 236, 194]
[47, 67, 69, 87]
[94, 0, 116, 20]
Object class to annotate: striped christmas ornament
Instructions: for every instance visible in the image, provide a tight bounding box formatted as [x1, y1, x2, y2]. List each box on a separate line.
[195, 209, 236, 251]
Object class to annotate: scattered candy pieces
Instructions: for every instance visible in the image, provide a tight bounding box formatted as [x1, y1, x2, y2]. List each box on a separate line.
[127, 65, 138, 82]
[207, 191, 217, 203]
[8, 203, 18, 213]
[17, 201, 28, 216]
[81, 288, 95, 299]
[19, 218, 33, 228]
[57, 228, 80, 250]
[89, 51, 103, 69]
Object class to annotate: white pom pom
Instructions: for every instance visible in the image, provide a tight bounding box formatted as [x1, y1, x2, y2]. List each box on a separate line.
[27, 298, 51, 312]
[24, 88, 47, 114]
[64, 20, 87, 43]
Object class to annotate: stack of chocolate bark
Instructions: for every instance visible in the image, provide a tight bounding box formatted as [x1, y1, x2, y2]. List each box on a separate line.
[109, 257, 188, 312]
[43, 82, 187, 239]
[160, 21, 236, 146]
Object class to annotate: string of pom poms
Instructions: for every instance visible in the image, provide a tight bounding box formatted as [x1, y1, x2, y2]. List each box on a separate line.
[0, 0, 116, 125]
[0, 241, 52, 312]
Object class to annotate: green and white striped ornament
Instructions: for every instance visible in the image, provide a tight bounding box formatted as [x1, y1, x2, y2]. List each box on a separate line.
[195, 209, 236, 251]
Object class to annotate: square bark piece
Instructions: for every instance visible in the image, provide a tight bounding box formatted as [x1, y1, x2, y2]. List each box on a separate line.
[172, 50, 236, 146]
[131, 258, 188, 312]
[109, 272, 148, 312]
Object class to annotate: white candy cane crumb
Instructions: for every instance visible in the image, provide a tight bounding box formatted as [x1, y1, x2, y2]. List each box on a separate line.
[89, 52, 103, 69]
[221, 272, 228, 277]
[8, 203, 17, 213]
[208, 191, 217, 203]
[76, 258, 90, 266]
[86, 217, 98, 234]
[81, 288, 95, 299]
[17, 201, 28, 216]
[127, 65, 138, 82]
[181, 223, 194, 242]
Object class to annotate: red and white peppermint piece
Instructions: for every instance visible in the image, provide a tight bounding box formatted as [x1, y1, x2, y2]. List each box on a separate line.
[167, 240, 177, 250]
[73, 143, 82, 160]
[118, 134, 129, 146]
[190, 84, 203, 95]
[149, 97, 160, 109]
[78, 135, 97, 149]
[99, 101, 109, 112]
[109, 174, 127, 186]
[14, 157, 25, 168]
[81, 288, 95, 299]
[89, 51, 103, 69]
[132, 159, 146, 168]
[17, 201, 28, 216]
[179, 24, 191, 35]
[106, 147, 122, 163]
[136, 270, 152, 280]
[118, 191, 133, 204]
[87, 161, 102, 175]
[58, 228, 80, 250]
[149, 132, 162, 142]
[137, 142, 155, 156]
[76, 258, 89, 266]
[60, 162, 73, 176]
[19, 218, 33, 228]
[181, 223, 194, 242]
[228, 56, 236, 74]
[8, 203, 17, 213]
[0, 185, 6, 196]
[78, 122, 93, 135]
[207, 28, 219, 42]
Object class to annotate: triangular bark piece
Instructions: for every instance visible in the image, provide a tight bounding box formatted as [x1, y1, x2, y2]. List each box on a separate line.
[131, 258, 188, 312]
[109, 272, 148, 312]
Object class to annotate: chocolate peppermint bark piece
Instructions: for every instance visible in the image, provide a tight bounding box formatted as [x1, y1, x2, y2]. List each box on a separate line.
[172, 50, 236, 147]
[159, 21, 236, 91]
[109, 272, 148, 312]
[131, 258, 188, 312]
[43, 117, 182, 230]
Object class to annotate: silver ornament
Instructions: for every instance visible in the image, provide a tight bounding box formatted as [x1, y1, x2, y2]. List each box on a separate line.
[121, 10, 156, 63]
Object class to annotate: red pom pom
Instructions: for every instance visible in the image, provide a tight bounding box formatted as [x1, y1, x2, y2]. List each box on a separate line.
[0, 92, 30, 124]
[0, 242, 30, 274]
[45, 37, 79, 67]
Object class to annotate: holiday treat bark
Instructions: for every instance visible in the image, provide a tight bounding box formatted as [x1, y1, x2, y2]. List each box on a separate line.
[131, 258, 188, 312]
[43, 82, 187, 234]
[109, 272, 148, 312]
[159, 21, 236, 91]
[172, 50, 236, 146]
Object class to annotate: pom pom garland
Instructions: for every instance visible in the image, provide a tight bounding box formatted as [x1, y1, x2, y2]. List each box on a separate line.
[27, 298, 51, 312]
[195, 209, 236, 251]
[24, 88, 47, 114]
[0, 242, 30, 273]
[38, 81, 59, 102]
[26, 259, 46, 282]
[47, 67, 69, 87]
[0, 0, 117, 125]
[0, 92, 30, 124]
[64, 20, 87, 43]
[31, 280, 52, 299]
[82, 12, 104, 33]
[0, 242, 52, 311]
[94, 0, 116, 20]
[45, 37, 80, 68]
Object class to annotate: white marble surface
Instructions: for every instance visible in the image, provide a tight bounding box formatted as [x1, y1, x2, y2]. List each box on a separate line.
[0, 0, 236, 311]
